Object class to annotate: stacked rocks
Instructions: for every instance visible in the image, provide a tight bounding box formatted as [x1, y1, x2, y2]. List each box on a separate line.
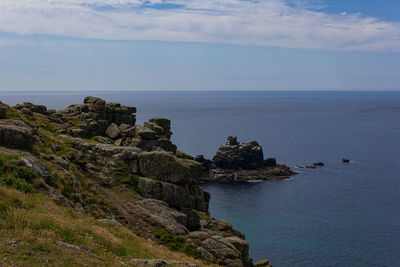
[212, 136, 265, 170]
[61, 96, 137, 137]
[15, 102, 49, 116]
[122, 117, 177, 152]
[197, 136, 295, 182]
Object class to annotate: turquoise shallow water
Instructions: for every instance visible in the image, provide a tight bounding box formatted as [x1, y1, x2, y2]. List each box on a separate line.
[1, 91, 400, 266]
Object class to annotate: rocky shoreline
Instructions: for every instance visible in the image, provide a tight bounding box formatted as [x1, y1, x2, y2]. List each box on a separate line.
[0, 97, 293, 267]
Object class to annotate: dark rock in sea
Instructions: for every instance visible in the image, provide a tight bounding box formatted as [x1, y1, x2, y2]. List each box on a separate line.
[342, 158, 350, 163]
[313, 162, 325, 167]
[212, 136, 264, 170]
[254, 259, 271, 266]
[200, 136, 296, 182]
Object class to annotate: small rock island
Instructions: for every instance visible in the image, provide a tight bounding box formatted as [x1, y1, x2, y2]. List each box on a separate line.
[196, 136, 296, 182]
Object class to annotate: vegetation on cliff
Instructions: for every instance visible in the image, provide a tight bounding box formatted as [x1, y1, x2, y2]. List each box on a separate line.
[0, 97, 271, 267]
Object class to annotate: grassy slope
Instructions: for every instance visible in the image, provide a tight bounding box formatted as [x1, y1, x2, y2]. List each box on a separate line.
[0, 104, 215, 266]
[0, 186, 206, 266]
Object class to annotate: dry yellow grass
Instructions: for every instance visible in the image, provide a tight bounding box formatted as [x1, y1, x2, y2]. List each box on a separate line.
[0, 186, 213, 267]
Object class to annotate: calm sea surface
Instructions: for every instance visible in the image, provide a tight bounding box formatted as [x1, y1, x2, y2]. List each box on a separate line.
[1, 91, 400, 266]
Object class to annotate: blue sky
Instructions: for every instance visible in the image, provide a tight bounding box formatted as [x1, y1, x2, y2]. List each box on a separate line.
[0, 0, 399, 91]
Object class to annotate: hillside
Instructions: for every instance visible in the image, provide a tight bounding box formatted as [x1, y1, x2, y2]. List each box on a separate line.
[0, 97, 270, 267]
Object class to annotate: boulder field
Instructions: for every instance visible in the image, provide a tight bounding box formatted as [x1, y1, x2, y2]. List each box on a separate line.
[0, 97, 283, 267]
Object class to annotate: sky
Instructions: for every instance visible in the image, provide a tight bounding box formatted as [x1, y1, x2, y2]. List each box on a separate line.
[0, 0, 399, 91]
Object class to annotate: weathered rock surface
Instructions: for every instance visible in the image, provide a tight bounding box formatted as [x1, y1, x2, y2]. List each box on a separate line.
[213, 136, 264, 170]
[138, 151, 202, 184]
[138, 199, 189, 235]
[198, 136, 296, 182]
[0, 98, 257, 267]
[0, 119, 35, 150]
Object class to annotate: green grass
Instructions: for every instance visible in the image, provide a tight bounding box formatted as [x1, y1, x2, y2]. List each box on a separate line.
[0, 186, 207, 266]
[0, 157, 37, 193]
[153, 229, 200, 259]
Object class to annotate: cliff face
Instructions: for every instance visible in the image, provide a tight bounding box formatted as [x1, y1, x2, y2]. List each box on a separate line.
[0, 97, 257, 267]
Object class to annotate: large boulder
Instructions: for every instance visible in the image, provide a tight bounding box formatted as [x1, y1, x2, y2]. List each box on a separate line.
[106, 123, 121, 139]
[138, 177, 208, 212]
[138, 151, 202, 184]
[0, 120, 35, 150]
[212, 136, 264, 170]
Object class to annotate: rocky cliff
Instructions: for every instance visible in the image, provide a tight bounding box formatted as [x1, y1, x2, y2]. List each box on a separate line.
[0, 97, 270, 267]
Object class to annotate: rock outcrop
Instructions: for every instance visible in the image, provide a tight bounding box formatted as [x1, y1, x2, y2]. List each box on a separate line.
[198, 136, 296, 182]
[0, 119, 35, 150]
[0, 98, 258, 266]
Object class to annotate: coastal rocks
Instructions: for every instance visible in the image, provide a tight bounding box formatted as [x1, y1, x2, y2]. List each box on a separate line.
[15, 102, 48, 116]
[106, 123, 121, 139]
[0, 119, 35, 150]
[198, 137, 295, 182]
[138, 177, 209, 212]
[138, 199, 189, 235]
[254, 259, 271, 267]
[212, 136, 264, 170]
[138, 151, 202, 184]
[62, 96, 137, 137]
[342, 158, 350, 163]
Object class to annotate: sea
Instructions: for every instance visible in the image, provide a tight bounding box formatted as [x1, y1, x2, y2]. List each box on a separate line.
[1, 90, 399, 266]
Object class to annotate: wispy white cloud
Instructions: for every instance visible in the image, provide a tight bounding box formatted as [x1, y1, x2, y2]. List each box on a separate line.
[0, 0, 399, 51]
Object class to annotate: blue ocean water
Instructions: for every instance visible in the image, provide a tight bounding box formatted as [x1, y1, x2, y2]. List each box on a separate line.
[1, 91, 400, 266]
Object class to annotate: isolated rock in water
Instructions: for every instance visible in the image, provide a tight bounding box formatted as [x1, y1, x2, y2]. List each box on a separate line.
[342, 158, 350, 163]
[254, 259, 270, 266]
[212, 136, 264, 169]
[0, 119, 35, 150]
[106, 123, 121, 139]
[313, 162, 325, 167]
[0, 106, 6, 119]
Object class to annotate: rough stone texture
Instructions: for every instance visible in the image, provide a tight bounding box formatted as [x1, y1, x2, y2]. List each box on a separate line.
[225, 236, 249, 259]
[134, 125, 157, 140]
[0, 119, 35, 150]
[212, 136, 264, 170]
[138, 177, 208, 214]
[21, 155, 53, 184]
[138, 199, 189, 235]
[106, 123, 121, 139]
[0, 106, 6, 119]
[199, 137, 295, 182]
[138, 151, 202, 184]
